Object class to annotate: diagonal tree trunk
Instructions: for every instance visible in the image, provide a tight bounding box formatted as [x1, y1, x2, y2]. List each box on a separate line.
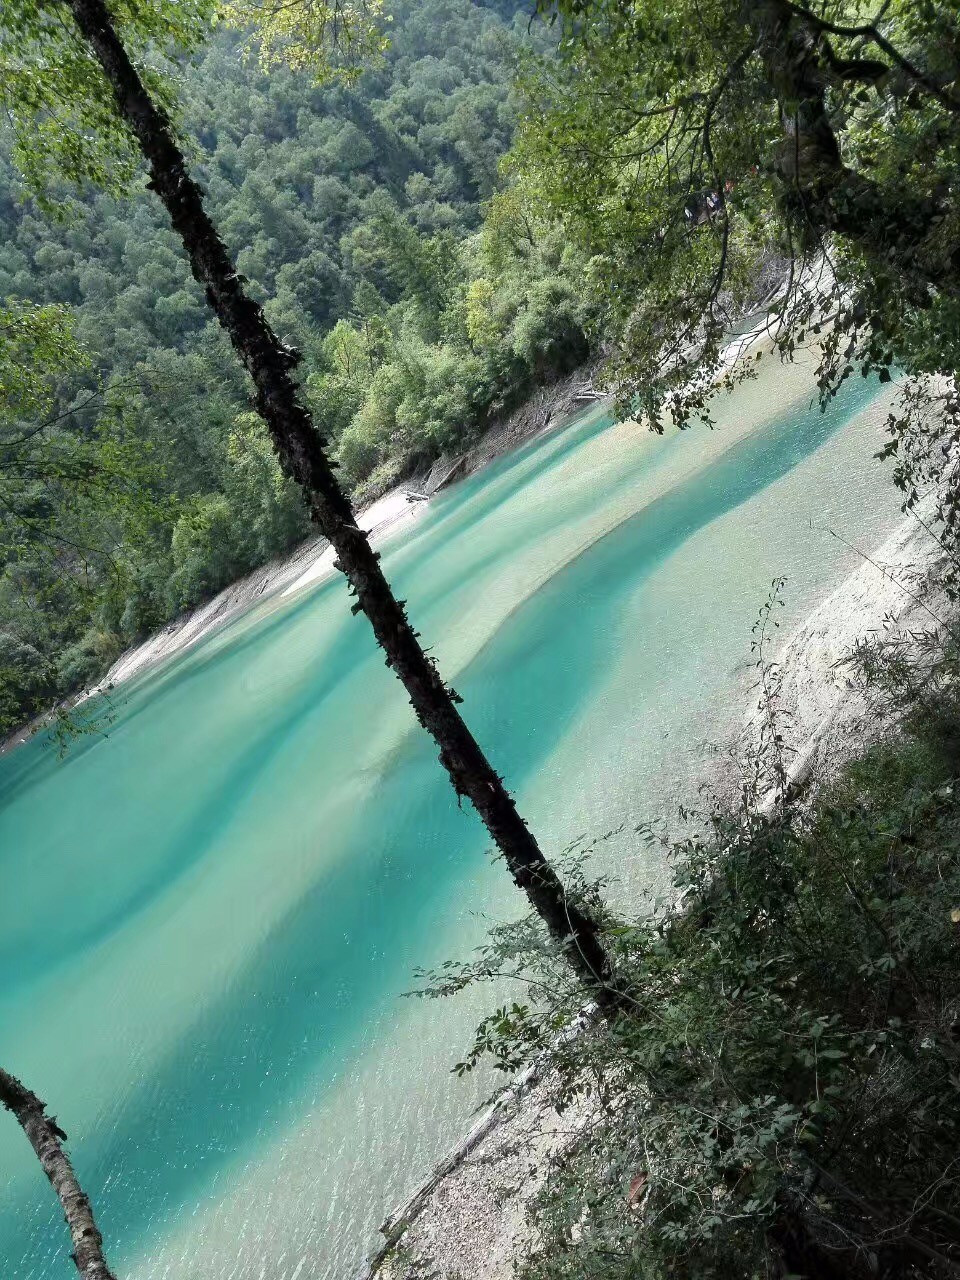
[61, 0, 623, 1009]
[0, 1067, 117, 1280]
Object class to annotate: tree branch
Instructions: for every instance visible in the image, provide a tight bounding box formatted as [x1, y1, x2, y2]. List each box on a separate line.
[747, 0, 959, 292]
[0, 1067, 117, 1280]
[784, 0, 960, 112]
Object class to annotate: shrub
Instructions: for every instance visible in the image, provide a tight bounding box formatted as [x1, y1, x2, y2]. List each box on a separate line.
[165, 494, 247, 610]
[418, 636, 960, 1279]
[56, 628, 121, 692]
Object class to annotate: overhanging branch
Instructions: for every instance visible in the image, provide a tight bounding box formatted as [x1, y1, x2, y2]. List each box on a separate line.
[784, 0, 960, 112]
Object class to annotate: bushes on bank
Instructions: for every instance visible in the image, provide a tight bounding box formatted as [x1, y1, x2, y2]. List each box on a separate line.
[419, 633, 960, 1279]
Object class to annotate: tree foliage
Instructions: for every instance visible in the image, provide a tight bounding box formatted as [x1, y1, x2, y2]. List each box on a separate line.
[221, 0, 391, 80]
[0, 301, 157, 731]
[510, 0, 960, 423]
[0, 0, 214, 201]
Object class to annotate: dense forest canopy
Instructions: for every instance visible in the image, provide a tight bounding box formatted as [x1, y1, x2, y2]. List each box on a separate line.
[0, 0, 591, 733]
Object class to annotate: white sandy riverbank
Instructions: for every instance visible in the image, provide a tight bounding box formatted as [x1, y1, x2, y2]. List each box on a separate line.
[0, 368, 604, 759]
[98, 368, 604, 692]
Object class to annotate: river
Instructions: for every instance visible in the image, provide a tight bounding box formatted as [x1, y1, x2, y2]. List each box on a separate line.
[0, 354, 907, 1279]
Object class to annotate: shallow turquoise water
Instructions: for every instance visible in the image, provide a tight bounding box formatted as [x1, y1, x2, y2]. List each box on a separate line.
[0, 362, 907, 1278]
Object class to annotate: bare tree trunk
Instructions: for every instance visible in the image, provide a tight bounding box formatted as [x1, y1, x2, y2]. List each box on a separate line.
[0, 1067, 117, 1280]
[62, 0, 623, 1010]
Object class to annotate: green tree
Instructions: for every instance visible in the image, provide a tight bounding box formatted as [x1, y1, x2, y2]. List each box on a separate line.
[221, 0, 390, 80]
[511, 0, 960, 430]
[0, 301, 153, 729]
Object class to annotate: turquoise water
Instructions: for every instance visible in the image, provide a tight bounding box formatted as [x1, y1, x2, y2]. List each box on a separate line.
[0, 361, 906, 1279]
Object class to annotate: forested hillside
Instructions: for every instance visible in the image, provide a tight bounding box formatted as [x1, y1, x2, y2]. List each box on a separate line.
[0, 0, 591, 733]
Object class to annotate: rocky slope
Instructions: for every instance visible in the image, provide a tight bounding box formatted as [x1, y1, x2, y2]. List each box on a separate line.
[751, 499, 947, 799]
